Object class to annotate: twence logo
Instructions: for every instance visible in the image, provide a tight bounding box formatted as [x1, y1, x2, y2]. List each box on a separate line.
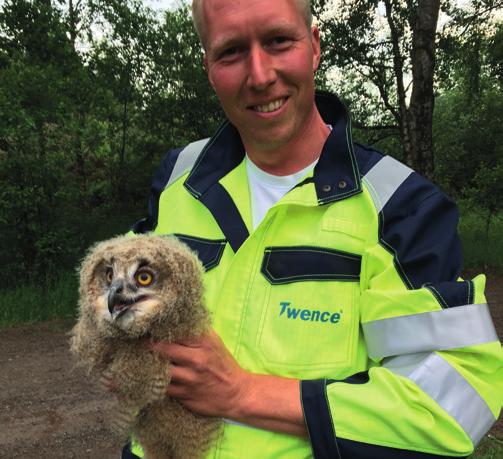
[279, 302, 342, 324]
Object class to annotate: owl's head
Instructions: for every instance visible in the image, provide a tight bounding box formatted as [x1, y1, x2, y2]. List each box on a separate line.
[78, 235, 206, 339]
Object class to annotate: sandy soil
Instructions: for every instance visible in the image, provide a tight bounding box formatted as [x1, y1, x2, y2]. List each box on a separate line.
[1, 271, 501, 458]
[0, 319, 123, 458]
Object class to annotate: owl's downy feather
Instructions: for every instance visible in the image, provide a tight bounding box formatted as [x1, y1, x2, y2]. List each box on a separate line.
[70, 234, 221, 459]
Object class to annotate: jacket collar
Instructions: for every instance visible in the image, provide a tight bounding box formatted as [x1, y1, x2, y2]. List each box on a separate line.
[184, 91, 362, 205]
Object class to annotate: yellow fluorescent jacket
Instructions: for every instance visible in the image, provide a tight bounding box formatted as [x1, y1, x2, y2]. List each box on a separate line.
[129, 92, 502, 459]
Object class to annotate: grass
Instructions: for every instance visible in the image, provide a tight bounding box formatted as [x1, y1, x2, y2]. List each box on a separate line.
[458, 207, 503, 270]
[0, 271, 78, 326]
[471, 435, 503, 459]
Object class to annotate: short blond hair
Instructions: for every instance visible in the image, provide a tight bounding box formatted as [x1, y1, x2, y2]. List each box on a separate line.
[191, 0, 313, 49]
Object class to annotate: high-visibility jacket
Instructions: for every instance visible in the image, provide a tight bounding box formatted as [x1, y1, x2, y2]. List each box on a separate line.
[127, 92, 501, 459]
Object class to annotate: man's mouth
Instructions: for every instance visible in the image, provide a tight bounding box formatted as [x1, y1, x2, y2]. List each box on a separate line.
[252, 97, 288, 113]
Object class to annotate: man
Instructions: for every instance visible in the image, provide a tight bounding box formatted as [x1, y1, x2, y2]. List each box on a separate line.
[125, 0, 501, 457]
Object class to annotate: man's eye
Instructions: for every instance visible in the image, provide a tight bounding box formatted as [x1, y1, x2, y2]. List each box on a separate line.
[271, 36, 291, 47]
[221, 47, 239, 58]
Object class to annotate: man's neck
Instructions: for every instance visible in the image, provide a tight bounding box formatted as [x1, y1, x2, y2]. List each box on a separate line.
[244, 107, 330, 176]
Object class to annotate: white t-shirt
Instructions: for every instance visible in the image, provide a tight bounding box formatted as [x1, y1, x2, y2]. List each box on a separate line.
[245, 155, 318, 229]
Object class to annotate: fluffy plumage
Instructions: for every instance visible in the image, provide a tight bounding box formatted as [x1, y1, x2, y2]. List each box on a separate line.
[70, 234, 221, 459]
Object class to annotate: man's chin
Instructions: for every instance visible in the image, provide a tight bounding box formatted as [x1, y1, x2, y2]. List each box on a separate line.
[241, 124, 296, 152]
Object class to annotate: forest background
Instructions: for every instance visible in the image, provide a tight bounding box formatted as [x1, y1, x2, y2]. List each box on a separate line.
[0, 0, 502, 324]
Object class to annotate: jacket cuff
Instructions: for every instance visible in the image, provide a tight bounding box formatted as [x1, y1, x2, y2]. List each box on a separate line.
[301, 376, 465, 459]
[301, 379, 340, 459]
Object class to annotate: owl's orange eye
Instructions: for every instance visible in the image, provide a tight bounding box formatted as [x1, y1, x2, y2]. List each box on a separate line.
[135, 270, 153, 287]
[105, 268, 114, 284]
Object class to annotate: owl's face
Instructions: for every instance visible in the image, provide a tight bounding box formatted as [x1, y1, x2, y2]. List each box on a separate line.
[93, 257, 163, 331]
[79, 235, 203, 337]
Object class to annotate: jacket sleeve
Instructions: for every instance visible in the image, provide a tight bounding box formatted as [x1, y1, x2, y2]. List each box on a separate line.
[300, 168, 502, 459]
[131, 138, 211, 234]
[130, 147, 184, 234]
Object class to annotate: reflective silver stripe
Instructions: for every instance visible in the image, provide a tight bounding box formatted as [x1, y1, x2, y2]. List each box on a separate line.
[363, 303, 498, 359]
[384, 352, 495, 445]
[362, 156, 413, 212]
[165, 138, 210, 189]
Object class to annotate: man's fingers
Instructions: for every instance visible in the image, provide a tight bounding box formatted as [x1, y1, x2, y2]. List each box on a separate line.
[169, 363, 198, 384]
[166, 381, 190, 399]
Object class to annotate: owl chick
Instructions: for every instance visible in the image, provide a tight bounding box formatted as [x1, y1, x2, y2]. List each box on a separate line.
[70, 234, 221, 459]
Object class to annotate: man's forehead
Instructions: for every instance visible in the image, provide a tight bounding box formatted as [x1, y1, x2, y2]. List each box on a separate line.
[202, 0, 296, 13]
[201, 0, 253, 20]
[202, 0, 303, 46]
[211, 20, 299, 48]
[202, 0, 300, 25]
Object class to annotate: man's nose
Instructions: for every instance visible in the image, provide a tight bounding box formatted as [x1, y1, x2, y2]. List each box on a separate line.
[246, 45, 276, 90]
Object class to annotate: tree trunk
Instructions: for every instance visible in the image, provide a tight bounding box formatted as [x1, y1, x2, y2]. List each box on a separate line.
[384, 0, 414, 171]
[68, 0, 77, 50]
[406, 0, 440, 179]
[75, 112, 87, 194]
[120, 96, 128, 165]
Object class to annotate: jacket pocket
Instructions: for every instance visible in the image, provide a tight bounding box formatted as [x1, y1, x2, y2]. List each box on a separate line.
[261, 246, 361, 284]
[257, 246, 361, 375]
[174, 234, 226, 271]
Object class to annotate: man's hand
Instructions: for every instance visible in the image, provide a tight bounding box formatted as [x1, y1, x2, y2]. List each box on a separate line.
[147, 329, 307, 437]
[147, 330, 250, 418]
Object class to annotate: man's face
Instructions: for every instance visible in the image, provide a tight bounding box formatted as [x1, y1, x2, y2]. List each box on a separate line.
[203, 0, 320, 153]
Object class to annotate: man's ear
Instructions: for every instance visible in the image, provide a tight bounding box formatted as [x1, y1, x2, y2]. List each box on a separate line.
[311, 26, 321, 72]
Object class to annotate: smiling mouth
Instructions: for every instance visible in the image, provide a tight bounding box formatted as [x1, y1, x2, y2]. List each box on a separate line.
[251, 97, 288, 113]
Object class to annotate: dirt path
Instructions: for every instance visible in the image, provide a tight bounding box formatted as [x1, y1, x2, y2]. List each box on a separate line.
[1, 272, 502, 458]
[0, 320, 123, 458]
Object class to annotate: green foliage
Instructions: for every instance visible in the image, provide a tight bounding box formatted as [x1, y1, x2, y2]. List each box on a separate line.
[434, 85, 503, 191]
[459, 205, 503, 269]
[0, 0, 223, 289]
[313, 0, 502, 176]
[434, 26, 503, 237]
[0, 0, 75, 65]
[313, 0, 399, 135]
[486, 24, 503, 83]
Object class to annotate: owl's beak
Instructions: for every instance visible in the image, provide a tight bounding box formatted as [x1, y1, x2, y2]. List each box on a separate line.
[108, 279, 146, 320]
[108, 279, 129, 318]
